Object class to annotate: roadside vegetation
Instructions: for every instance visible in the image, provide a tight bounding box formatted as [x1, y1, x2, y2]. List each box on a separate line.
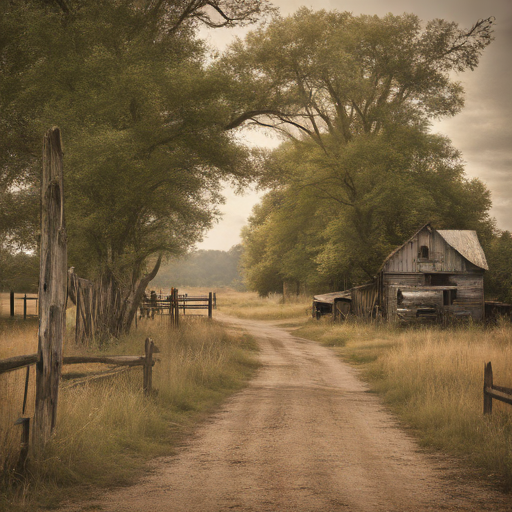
[214, 290, 512, 489]
[296, 318, 512, 490]
[0, 312, 259, 511]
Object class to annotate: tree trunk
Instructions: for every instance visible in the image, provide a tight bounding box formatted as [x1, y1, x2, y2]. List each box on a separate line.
[68, 255, 162, 343]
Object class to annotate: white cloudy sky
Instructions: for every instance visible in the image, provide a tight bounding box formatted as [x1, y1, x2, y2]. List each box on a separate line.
[197, 0, 512, 251]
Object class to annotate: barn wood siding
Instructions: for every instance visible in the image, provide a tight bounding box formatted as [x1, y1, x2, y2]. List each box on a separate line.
[383, 227, 470, 274]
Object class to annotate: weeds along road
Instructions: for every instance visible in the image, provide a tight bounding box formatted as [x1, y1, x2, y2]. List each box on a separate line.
[68, 314, 510, 512]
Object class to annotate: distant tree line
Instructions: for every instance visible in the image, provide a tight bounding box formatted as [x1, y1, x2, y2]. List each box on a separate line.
[151, 247, 245, 290]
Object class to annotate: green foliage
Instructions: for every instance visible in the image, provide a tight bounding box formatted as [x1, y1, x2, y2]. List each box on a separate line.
[228, 10, 495, 292]
[483, 231, 512, 303]
[152, 246, 244, 288]
[0, 250, 38, 292]
[0, 0, 272, 331]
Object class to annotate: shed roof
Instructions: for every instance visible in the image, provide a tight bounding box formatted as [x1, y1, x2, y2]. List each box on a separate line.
[313, 291, 351, 304]
[437, 230, 488, 270]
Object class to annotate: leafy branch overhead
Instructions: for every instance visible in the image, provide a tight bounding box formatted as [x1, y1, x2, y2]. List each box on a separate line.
[230, 10, 497, 296]
[0, 0, 271, 334]
[222, 9, 494, 144]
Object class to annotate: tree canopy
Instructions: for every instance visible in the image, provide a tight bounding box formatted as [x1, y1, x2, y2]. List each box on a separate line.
[228, 10, 496, 295]
[0, 0, 272, 333]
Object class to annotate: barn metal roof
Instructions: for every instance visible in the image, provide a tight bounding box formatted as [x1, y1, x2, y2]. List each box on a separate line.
[436, 230, 489, 270]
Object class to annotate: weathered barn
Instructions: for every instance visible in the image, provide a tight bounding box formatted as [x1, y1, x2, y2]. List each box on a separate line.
[313, 224, 489, 323]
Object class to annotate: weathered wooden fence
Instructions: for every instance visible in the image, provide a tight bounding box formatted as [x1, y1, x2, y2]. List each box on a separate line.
[1, 292, 38, 319]
[0, 337, 157, 471]
[67, 270, 122, 345]
[141, 289, 216, 321]
[483, 361, 512, 414]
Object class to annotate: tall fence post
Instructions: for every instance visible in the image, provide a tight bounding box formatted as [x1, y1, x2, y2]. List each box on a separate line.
[484, 361, 493, 415]
[208, 292, 213, 319]
[10, 291, 14, 317]
[175, 288, 179, 327]
[23, 294, 27, 320]
[143, 337, 154, 396]
[34, 127, 67, 447]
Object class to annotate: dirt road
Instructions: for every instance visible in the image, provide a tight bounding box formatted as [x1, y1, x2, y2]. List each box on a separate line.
[67, 315, 511, 511]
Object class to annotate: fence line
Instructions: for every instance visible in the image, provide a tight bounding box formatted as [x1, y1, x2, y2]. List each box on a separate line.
[483, 361, 512, 414]
[0, 337, 157, 472]
[141, 289, 216, 320]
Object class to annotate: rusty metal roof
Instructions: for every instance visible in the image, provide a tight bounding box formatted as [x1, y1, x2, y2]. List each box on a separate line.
[436, 230, 488, 270]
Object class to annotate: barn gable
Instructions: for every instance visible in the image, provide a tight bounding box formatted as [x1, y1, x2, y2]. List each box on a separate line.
[380, 224, 487, 273]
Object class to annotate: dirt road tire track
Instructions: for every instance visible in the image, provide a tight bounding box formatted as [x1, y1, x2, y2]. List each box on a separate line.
[64, 314, 511, 511]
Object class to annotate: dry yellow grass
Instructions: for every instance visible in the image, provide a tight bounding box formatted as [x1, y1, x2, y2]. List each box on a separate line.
[217, 288, 312, 320]
[1, 309, 259, 510]
[296, 318, 512, 489]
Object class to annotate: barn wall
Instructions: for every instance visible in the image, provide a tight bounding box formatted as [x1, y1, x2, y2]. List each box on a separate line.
[350, 283, 378, 317]
[383, 227, 468, 273]
[446, 273, 485, 320]
[381, 272, 484, 321]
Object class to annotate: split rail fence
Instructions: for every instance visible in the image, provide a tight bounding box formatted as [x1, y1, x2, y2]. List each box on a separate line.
[0, 337, 157, 472]
[483, 361, 512, 414]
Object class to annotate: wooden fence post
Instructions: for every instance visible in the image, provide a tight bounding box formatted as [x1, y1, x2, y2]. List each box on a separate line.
[143, 338, 154, 396]
[208, 292, 213, 319]
[15, 417, 30, 473]
[213, 292, 216, 309]
[10, 291, 14, 317]
[175, 288, 179, 327]
[34, 127, 67, 447]
[23, 294, 27, 320]
[484, 361, 493, 415]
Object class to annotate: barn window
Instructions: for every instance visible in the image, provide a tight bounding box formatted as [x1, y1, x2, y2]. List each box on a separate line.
[419, 245, 429, 259]
[443, 289, 457, 306]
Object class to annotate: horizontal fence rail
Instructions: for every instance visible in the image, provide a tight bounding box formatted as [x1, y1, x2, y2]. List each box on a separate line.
[1, 337, 157, 472]
[483, 361, 512, 414]
[140, 291, 215, 320]
[0, 354, 38, 374]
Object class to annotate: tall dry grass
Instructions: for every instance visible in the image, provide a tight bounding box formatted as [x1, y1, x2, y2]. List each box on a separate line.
[297, 317, 512, 489]
[218, 289, 312, 321]
[1, 313, 259, 510]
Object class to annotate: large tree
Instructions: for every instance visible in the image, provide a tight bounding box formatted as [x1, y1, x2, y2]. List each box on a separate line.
[0, 0, 272, 336]
[221, 9, 496, 293]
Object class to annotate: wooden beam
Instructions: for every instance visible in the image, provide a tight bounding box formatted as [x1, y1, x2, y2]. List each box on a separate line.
[0, 354, 38, 374]
[483, 362, 493, 414]
[34, 127, 67, 447]
[63, 355, 149, 366]
[485, 386, 512, 408]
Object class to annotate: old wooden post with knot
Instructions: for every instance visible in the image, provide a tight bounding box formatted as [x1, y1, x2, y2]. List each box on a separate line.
[34, 127, 67, 447]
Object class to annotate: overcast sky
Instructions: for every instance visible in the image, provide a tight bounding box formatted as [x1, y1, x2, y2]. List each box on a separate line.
[197, 0, 512, 251]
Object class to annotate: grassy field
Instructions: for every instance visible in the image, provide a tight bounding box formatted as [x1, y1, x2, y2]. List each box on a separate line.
[3, 287, 512, 505]
[216, 288, 312, 321]
[296, 318, 512, 490]
[0, 307, 259, 511]
[212, 290, 512, 490]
